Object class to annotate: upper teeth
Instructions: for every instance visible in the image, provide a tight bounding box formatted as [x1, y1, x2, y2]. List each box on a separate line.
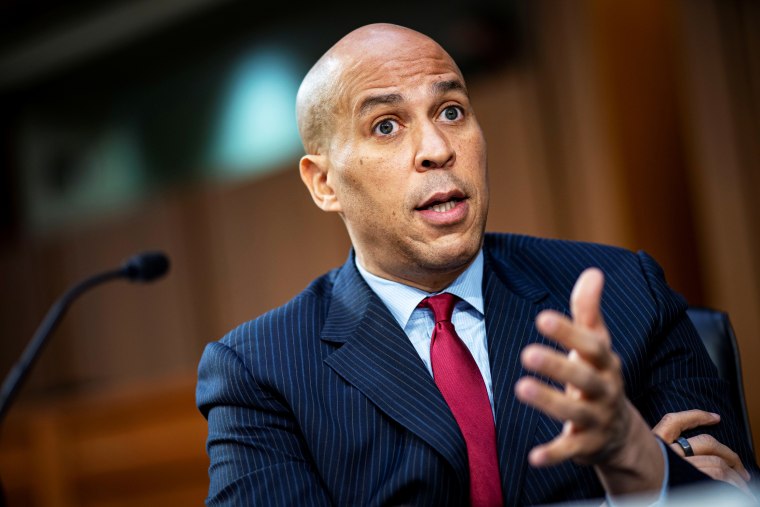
[428, 200, 456, 212]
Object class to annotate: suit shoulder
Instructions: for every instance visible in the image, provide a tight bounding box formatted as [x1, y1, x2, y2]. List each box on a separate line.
[483, 232, 668, 308]
[485, 232, 638, 270]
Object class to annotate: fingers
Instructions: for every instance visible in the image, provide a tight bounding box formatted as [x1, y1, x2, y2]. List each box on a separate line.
[570, 268, 605, 330]
[520, 268, 622, 469]
[651, 411, 751, 486]
[535, 311, 613, 369]
[652, 410, 720, 442]
[687, 455, 753, 496]
[520, 344, 608, 399]
[670, 434, 750, 481]
[522, 268, 646, 475]
[524, 404, 644, 470]
[527, 422, 585, 467]
[535, 268, 612, 370]
[515, 377, 600, 429]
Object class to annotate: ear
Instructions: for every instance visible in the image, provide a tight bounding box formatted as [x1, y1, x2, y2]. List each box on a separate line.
[299, 154, 342, 213]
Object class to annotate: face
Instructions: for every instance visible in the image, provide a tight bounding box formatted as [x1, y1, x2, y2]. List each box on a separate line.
[303, 29, 489, 291]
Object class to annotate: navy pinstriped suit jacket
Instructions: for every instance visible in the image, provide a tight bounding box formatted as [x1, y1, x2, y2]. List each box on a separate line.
[197, 233, 757, 505]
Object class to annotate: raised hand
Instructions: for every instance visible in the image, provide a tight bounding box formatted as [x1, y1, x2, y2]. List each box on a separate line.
[515, 268, 665, 497]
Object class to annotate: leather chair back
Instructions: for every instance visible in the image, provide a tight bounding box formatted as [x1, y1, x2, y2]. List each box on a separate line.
[687, 307, 754, 454]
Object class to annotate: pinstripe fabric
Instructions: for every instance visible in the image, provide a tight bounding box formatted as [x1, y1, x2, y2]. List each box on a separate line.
[197, 233, 758, 506]
[356, 251, 495, 413]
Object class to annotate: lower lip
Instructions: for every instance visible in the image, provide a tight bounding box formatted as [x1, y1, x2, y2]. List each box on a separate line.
[416, 200, 470, 226]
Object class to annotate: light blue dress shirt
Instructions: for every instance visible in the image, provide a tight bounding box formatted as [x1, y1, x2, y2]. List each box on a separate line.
[355, 249, 669, 505]
[355, 250, 495, 415]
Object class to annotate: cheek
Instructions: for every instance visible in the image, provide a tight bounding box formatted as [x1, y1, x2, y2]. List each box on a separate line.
[332, 139, 411, 215]
[454, 137, 487, 179]
[463, 128, 487, 161]
[333, 161, 380, 215]
[347, 152, 401, 193]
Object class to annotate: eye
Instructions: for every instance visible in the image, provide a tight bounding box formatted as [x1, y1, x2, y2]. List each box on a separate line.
[440, 105, 463, 121]
[373, 118, 399, 136]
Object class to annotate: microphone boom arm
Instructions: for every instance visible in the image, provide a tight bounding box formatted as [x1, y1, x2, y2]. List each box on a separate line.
[0, 251, 169, 423]
[0, 268, 123, 421]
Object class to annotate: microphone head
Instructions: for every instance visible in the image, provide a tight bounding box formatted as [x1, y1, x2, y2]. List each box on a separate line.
[122, 251, 170, 282]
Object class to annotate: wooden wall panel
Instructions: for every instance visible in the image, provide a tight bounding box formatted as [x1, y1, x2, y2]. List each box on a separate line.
[199, 171, 351, 337]
[676, 0, 760, 455]
[527, 1, 634, 248]
[587, 0, 705, 303]
[473, 69, 561, 238]
[6, 194, 203, 394]
[0, 375, 208, 507]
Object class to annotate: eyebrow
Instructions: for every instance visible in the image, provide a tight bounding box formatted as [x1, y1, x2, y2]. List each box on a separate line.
[432, 79, 468, 96]
[358, 93, 403, 118]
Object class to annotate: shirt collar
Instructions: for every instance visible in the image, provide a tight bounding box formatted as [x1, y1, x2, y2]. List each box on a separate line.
[355, 250, 485, 330]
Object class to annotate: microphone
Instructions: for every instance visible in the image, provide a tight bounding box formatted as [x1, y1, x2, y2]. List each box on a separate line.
[0, 251, 170, 422]
[122, 251, 170, 282]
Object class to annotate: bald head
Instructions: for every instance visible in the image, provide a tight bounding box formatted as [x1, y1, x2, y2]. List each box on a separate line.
[295, 23, 462, 155]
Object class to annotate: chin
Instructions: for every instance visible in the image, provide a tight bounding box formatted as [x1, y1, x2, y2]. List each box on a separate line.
[423, 233, 482, 271]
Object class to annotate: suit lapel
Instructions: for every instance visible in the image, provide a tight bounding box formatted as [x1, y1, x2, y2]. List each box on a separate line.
[483, 251, 562, 505]
[321, 253, 469, 485]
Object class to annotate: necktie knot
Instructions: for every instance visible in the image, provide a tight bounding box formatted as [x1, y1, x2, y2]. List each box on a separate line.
[419, 292, 458, 323]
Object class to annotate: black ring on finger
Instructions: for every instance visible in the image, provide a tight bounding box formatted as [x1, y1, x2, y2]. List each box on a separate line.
[676, 436, 694, 457]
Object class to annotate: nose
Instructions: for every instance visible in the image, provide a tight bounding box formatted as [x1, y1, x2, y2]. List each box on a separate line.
[414, 120, 455, 170]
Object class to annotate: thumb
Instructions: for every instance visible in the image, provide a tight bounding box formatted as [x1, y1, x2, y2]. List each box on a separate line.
[570, 268, 605, 330]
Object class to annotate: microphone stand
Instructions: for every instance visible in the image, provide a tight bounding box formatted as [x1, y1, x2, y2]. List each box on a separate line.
[0, 267, 125, 422]
[0, 251, 168, 506]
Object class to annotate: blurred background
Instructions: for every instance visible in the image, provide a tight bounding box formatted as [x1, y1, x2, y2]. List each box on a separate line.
[0, 0, 757, 505]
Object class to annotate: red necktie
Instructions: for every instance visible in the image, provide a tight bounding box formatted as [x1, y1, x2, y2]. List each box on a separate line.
[420, 293, 503, 507]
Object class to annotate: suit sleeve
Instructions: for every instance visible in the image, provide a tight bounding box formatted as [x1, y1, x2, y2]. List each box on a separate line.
[196, 341, 333, 506]
[633, 251, 759, 488]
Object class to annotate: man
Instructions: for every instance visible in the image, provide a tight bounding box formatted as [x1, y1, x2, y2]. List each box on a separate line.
[197, 23, 756, 505]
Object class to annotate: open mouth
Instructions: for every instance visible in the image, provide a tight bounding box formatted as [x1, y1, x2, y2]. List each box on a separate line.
[416, 191, 467, 212]
[422, 198, 463, 212]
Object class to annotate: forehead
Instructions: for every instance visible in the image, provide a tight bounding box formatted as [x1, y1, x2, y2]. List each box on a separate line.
[337, 39, 464, 115]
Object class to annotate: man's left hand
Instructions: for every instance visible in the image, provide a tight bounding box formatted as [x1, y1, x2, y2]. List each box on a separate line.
[653, 409, 753, 496]
[515, 268, 666, 497]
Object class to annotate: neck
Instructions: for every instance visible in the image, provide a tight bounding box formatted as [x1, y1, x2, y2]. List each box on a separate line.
[355, 253, 476, 293]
